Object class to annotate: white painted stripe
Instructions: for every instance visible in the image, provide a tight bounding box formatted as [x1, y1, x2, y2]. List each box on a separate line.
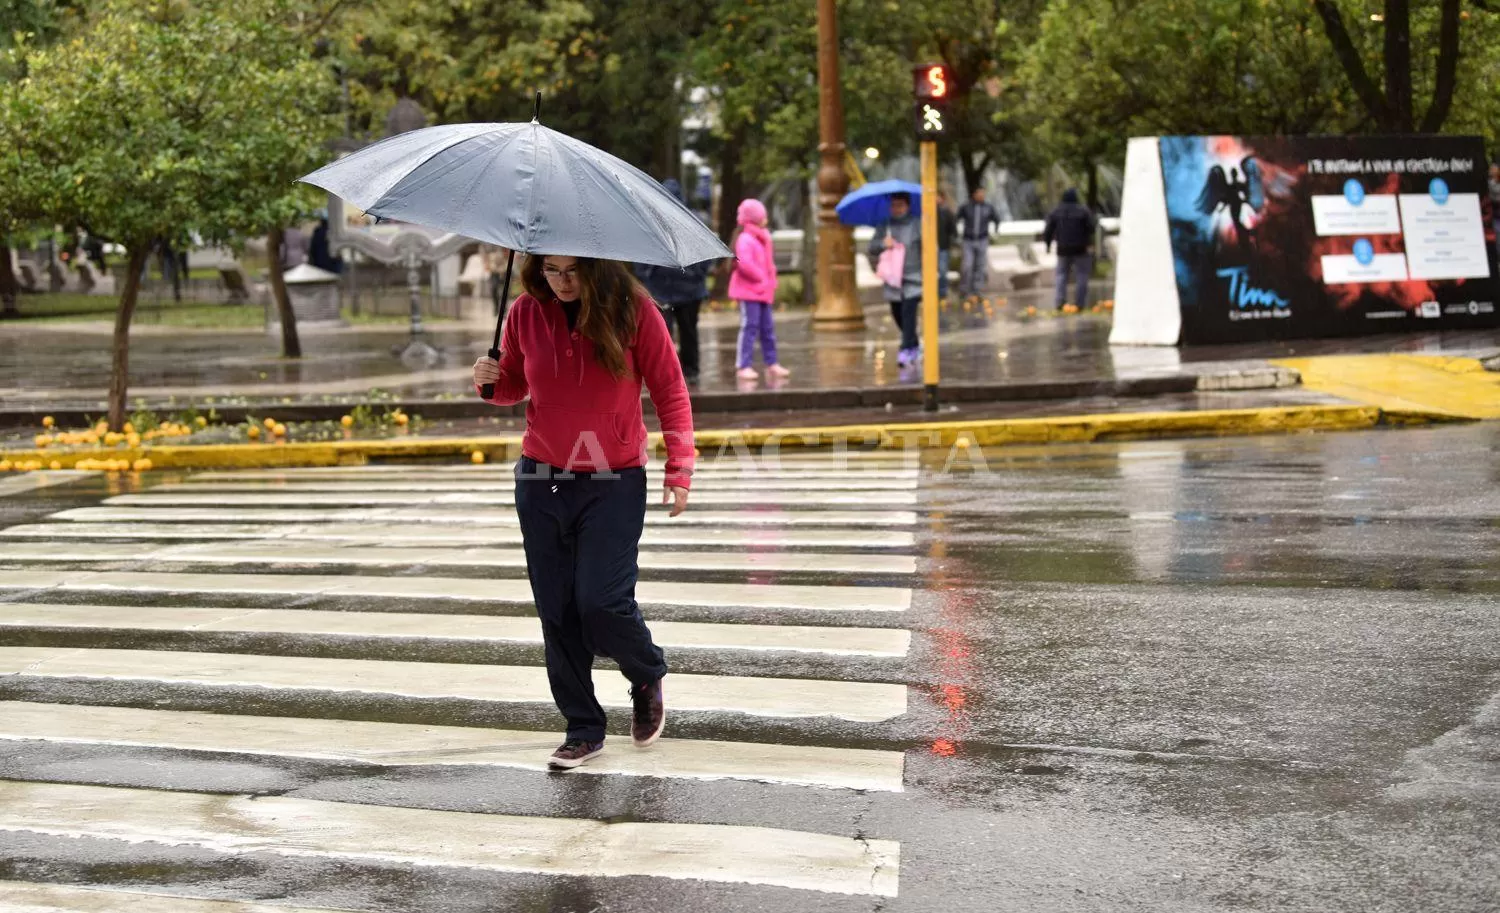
[0, 471, 96, 498]
[164, 478, 920, 492]
[109, 489, 919, 507]
[0, 541, 916, 576]
[0, 781, 900, 896]
[54, 506, 920, 527]
[20, 519, 919, 549]
[0, 604, 911, 657]
[193, 468, 921, 482]
[194, 453, 915, 472]
[0, 881, 346, 913]
[0, 570, 911, 612]
[0, 647, 907, 722]
[0, 702, 905, 791]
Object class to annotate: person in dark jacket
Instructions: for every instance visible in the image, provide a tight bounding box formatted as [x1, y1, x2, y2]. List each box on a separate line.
[956, 187, 1001, 298]
[309, 216, 343, 274]
[1044, 188, 1098, 311]
[633, 178, 713, 384]
[936, 189, 957, 300]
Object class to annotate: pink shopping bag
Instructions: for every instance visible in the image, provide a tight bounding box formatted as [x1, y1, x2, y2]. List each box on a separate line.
[876, 241, 906, 288]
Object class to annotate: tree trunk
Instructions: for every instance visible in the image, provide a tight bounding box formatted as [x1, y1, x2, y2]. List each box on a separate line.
[266, 227, 302, 359]
[800, 175, 817, 305]
[1384, 0, 1413, 131]
[716, 127, 746, 244]
[108, 246, 150, 432]
[712, 127, 747, 300]
[0, 240, 18, 317]
[1313, 0, 1389, 128]
[1420, 0, 1461, 132]
[1085, 162, 1100, 211]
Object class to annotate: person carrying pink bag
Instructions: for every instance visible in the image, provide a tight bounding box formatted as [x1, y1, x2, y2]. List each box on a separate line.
[728, 198, 790, 380]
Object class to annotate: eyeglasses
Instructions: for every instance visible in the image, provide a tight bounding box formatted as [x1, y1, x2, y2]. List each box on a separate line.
[542, 266, 579, 280]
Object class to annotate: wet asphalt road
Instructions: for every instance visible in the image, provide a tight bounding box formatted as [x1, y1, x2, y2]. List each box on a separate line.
[0, 424, 1497, 912]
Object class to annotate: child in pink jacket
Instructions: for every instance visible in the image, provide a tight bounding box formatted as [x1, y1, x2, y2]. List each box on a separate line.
[728, 198, 790, 380]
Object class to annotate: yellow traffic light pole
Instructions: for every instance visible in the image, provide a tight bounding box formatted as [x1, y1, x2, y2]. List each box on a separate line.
[920, 139, 940, 412]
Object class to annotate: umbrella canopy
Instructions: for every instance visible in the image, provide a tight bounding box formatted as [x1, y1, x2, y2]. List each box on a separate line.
[836, 180, 923, 227]
[299, 122, 729, 268]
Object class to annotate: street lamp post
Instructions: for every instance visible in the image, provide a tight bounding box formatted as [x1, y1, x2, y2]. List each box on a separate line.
[813, 0, 864, 330]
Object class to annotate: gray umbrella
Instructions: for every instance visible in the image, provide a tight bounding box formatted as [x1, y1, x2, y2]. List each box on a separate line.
[299, 100, 729, 397]
[299, 120, 728, 269]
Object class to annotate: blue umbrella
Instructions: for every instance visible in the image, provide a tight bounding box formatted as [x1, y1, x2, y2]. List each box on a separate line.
[836, 180, 923, 226]
[299, 96, 731, 398]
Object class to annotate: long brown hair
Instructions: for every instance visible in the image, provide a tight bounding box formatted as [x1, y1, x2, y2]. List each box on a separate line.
[521, 255, 643, 379]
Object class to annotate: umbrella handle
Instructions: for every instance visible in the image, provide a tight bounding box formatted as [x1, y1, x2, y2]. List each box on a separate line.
[479, 346, 499, 401]
[479, 249, 518, 402]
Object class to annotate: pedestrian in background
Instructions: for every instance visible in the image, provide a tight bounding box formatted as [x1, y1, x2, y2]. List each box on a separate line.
[471, 254, 691, 770]
[936, 189, 957, 301]
[634, 179, 711, 385]
[869, 191, 923, 368]
[956, 186, 999, 299]
[1044, 187, 1097, 312]
[309, 215, 343, 274]
[729, 198, 790, 381]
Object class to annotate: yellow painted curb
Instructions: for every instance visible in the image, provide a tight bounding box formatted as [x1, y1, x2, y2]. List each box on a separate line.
[1, 405, 1393, 470]
[1275, 354, 1500, 420]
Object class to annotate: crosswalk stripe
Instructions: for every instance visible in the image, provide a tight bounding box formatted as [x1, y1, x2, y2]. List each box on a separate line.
[0, 647, 908, 722]
[0, 570, 911, 612]
[18, 519, 919, 549]
[0, 471, 96, 499]
[51, 506, 922, 529]
[0, 702, 905, 791]
[166, 478, 919, 492]
[0, 781, 901, 896]
[192, 454, 916, 473]
[193, 467, 922, 482]
[0, 880, 347, 913]
[0, 604, 912, 657]
[104, 489, 919, 507]
[0, 540, 916, 576]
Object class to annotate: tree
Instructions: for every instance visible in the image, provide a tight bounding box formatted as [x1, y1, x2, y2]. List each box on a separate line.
[688, 0, 910, 238]
[0, 0, 79, 317]
[1313, 0, 1499, 133]
[1019, 0, 1359, 175]
[0, 0, 335, 429]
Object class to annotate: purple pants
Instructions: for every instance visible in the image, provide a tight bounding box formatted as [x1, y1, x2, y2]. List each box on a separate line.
[736, 300, 779, 368]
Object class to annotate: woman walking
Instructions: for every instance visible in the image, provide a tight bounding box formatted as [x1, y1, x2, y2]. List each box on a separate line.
[472, 254, 694, 769]
[730, 198, 791, 381]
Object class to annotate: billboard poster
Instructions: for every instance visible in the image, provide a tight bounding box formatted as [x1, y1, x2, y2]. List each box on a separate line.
[1159, 135, 1499, 344]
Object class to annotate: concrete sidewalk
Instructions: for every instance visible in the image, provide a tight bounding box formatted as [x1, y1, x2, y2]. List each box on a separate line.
[3, 283, 1497, 436]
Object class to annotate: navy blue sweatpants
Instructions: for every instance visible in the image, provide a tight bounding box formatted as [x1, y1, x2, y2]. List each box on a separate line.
[514, 457, 667, 743]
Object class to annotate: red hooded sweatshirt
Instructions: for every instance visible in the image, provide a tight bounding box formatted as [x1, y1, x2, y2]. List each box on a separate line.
[477, 292, 695, 490]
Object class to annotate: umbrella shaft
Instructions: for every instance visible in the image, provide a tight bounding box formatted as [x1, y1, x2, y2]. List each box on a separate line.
[492, 249, 517, 352]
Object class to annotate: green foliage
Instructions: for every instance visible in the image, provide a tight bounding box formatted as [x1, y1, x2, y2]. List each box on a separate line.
[1020, 0, 1357, 170]
[688, 0, 909, 182]
[0, 0, 337, 251]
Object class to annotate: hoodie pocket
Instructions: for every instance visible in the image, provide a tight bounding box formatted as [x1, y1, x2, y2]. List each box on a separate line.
[528, 407, 643, 470]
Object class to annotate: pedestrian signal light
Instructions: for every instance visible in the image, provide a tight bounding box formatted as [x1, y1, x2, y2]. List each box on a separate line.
[913, 64, 950, 103]
[913, 103, 948, 140]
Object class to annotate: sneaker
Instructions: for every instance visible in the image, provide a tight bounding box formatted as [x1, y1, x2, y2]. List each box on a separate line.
[629, 679, 665, 747]
[766, 363, 791, 379]
[548, 739, 604, 769]
[897, 347, 918, 368]
[736, 366, 759, 380]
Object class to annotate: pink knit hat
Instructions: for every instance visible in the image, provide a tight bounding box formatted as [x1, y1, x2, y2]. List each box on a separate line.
[736, 198, 768, 226]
